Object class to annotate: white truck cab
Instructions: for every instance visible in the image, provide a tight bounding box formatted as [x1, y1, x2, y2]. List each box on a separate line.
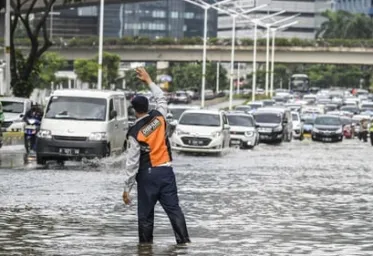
[36, 89, 128, 165]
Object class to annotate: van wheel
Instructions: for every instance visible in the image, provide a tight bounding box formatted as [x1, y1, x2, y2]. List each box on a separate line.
[36, 155, 46, 165]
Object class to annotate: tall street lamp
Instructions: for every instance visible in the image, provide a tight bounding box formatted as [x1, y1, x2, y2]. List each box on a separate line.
[97, 0, 105, 90]
[270, 21, 299, 97]
[223, 4, 268, 110]
[184, 0, 235, 108]
[250, 11, 287, 102]
[4, 0, 11, 95]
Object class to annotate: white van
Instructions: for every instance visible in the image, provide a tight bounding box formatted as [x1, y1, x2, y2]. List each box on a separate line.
[36, 90, 128, 165]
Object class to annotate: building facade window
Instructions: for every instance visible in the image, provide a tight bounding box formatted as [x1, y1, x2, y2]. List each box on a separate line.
[152, 10, 166, 18]
[171, 11, 179, 18]
[184, 12, 195, 19]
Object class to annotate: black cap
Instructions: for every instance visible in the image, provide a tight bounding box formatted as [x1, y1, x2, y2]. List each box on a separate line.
[131, 95, 149, 114]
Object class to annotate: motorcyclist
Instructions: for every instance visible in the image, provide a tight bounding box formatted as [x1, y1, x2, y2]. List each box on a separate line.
[23, 104, 43, 152]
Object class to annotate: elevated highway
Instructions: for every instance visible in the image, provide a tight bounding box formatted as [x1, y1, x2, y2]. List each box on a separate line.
[2, 45, 373, 65]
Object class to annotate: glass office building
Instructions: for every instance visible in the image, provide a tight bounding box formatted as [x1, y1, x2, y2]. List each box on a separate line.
[218, 0, 332, 39]
[103, 0, 217, 39]
[333, 0, 373, 16]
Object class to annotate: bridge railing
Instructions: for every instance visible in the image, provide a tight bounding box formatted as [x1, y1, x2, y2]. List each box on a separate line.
[2, 37, 373, 49]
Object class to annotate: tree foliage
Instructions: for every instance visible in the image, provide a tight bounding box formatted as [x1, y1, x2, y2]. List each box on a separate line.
[317, 10, 373, 39]
[169, 62, 228, 92]
[74, 52, 120, 89]
[124, 65, 157, 91]
[38, 52, 67, 89]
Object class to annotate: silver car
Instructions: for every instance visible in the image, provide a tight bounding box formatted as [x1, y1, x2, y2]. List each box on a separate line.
[226, 112, 259, 149]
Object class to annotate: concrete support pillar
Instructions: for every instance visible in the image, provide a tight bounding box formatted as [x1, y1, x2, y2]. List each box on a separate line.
[68, 79, 72, 89]
[156, 61, 170, 90]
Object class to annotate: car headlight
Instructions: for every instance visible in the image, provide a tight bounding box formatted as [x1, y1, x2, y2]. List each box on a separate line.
[336, 128, 342, 134]
[88, 132, 108, 141]
[37, 129, 52, 139]
[273, 126, 282, 132]
[176, 129, 189, 135]
[312, 127, 319, 133]
[211, 131, 221, 137]
[245, 131, 254, 137]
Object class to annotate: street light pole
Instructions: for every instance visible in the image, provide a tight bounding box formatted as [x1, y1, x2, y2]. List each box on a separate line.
[252, 21, 258, 102]
[228, 15, 236, 110]
[216, 62, 220, 93]
[265, 25, 270, 96]
[97, 0, 105, 90]
[270, 20, 298, 97]
[4, 0, 11, 95]
[201, 7, 208, 108]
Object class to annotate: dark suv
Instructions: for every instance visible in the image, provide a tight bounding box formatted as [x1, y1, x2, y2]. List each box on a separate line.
[254, 108, 293, 143]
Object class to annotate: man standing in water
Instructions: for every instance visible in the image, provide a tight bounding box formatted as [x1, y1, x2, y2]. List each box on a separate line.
[122, 67, 190, 245]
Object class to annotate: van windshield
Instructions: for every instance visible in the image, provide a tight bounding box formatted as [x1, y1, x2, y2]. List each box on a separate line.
[45, 96, 107, 121]
[1, 101, 24, 113]
[254, 113, 282, 124]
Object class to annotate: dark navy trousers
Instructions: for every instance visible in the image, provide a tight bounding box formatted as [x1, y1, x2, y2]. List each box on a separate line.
[136, 166, 190, 244]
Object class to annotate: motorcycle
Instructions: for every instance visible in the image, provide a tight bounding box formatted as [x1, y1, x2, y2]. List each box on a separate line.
[24, 118, 41, 154]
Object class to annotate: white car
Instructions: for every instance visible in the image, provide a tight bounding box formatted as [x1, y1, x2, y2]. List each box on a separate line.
[1, 97, 32, 132]
[226, 112, 259, 149]
[171, 110, 230, 154]
[291, 111, 304, 140]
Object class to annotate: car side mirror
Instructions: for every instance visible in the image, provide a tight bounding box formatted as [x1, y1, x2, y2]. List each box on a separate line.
[20, 114, 24, 118]
[255, 125, 260, 128]
[170, 120, 178, 127]
[301, 119, 305, 122]
[110, 110, 117, 120]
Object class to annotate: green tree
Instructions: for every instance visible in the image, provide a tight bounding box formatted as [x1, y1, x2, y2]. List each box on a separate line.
[9, 0, 76, 97]
[98, 52, 121, 88]
[74, 59, 99, 88]
[38, 52, 67, 89]
[317, 10, 373, 39]
[169, 62, 228, 92]
[124, 65, 157, 91]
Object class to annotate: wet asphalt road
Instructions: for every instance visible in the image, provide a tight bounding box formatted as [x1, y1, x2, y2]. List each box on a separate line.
[1, 139, 373, 255]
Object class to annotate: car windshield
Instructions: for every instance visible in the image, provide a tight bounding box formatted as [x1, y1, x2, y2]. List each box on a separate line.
[227, 115, 254, 127]
[170, 108, 188, 120]
[45, 96, 107, 121]
[303, 118, 315, 125]
[263, 101, 275, 107]
[179, 113, 220, 127]
[292, 113, 299, 121]
[235, 106, 251, 112]
[249, 104, 262, 109]
[315, 116, 341, 126]
[1, 101, 24, 113]
[341, 106, 358, 113]
[341, 118, 352, 125]
[254, 113, 282, 124]
[361, 104, 373, 109]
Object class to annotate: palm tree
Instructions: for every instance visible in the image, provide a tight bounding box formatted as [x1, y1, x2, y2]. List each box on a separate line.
[316, 10, 353, 38]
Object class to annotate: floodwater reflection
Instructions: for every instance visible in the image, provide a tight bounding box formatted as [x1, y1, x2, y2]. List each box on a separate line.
[1, 140, 373, 255]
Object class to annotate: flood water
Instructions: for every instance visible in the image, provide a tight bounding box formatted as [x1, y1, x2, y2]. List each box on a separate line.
[1, 139, 373, 255]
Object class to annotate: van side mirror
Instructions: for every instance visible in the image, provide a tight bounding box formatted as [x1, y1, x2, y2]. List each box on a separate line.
[255, 124, 260, 128]
[110, 110, 117, 120]
[170, 120, 178, 127]
[283, 120, 288, 124]
[166, 113, 173, 120]
[20, 114, 24, 118]
[301, 119, 305, 122]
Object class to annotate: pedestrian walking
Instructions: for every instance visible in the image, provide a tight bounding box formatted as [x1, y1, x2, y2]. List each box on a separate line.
[122, 67, 190, 245]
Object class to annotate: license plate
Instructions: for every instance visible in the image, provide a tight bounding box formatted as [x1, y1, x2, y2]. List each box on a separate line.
[231, 140, 241, 145]
[25, 125, 36, 129]
[260, 135, 269, 139]
[322, 138, 332, 142]
[259, 128, 272, 133]
[59, 148, 80, 155]
[188, 140, 203, 145]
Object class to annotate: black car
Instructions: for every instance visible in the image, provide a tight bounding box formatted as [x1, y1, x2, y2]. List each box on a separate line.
[311, 115, 343, 142]
[254, 108, 293, 143]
